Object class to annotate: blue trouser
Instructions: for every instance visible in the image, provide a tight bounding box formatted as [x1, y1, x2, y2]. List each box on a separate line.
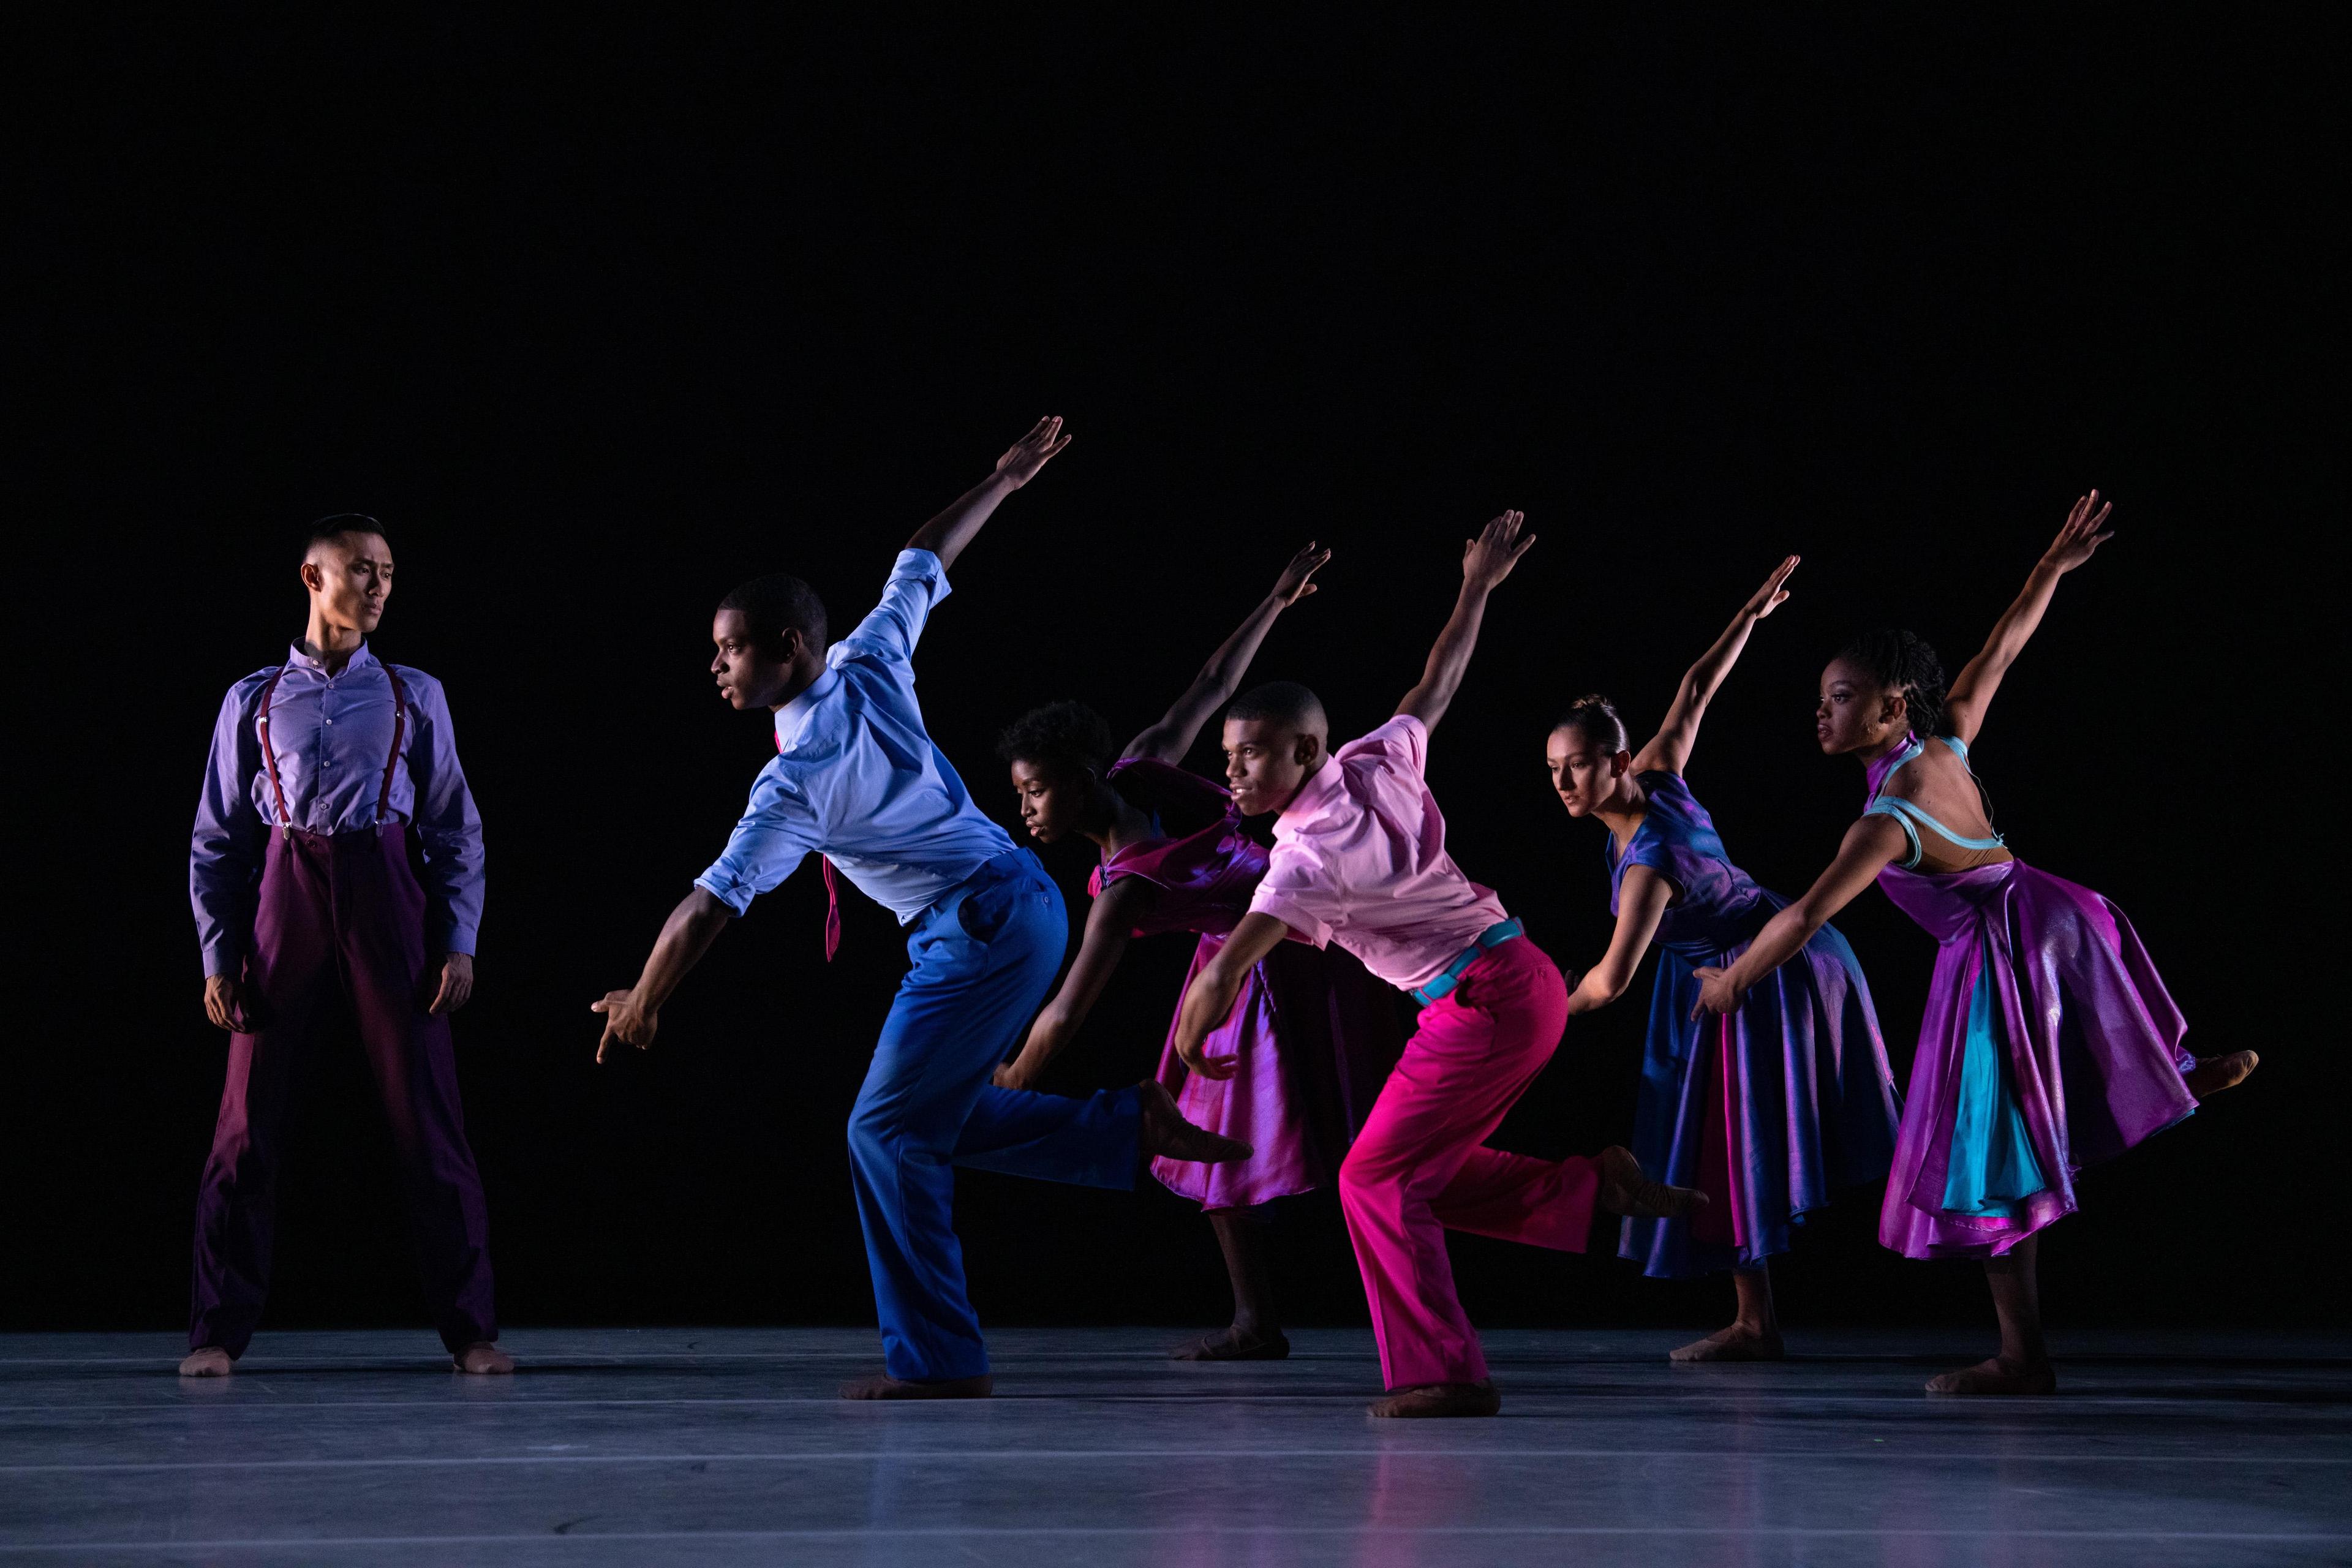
[848, 847, 1141, 1382]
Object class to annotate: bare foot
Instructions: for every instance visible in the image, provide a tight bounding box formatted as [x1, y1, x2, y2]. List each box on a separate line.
[1670, 1324, 1784, 1363]
[177, 1347, 233, 1378]
[1368, 1381, 1501, 1418]
[454, 1342, 515, 1375]
[1925, 1355, 2056, 1396]
[1597, 1146, 1705, 1221]
[1169, 1326, 1290, 1361]
[839, 1373, 993, 1400]
[2183, 1050, 2258, 1099]
[1137, 1080, 1251, 1164]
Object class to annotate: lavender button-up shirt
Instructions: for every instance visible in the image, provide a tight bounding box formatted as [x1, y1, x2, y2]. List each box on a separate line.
[189, 642, 486, 977]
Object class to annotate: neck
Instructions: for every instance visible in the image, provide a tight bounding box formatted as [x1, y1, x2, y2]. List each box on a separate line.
[1853, 730, 1912, 768]
[1593, 777, 1648, 841]
[1080, 783, 1153, 851]
[767, 655, 829, 712]
[299, 613, 364, 673]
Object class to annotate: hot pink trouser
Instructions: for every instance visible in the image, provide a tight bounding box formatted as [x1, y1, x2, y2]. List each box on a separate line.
[1339, 935, 1591, 1389]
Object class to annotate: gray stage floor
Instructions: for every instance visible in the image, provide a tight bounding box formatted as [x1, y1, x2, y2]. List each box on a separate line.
[3, 1327, 2348, 1566]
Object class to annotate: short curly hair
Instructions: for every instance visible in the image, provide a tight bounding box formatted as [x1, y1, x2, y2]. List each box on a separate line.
[997, 701, 1115, 780]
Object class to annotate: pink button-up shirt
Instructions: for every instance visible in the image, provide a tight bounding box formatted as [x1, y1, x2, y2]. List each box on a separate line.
[1248, 714, 1511, 990]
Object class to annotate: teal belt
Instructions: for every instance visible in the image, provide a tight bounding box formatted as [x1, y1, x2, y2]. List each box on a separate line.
[1408, 919, 1523, 1007]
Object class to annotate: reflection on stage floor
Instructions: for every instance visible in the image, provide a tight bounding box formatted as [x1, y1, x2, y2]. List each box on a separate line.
[3, 1326, 2347, 1566]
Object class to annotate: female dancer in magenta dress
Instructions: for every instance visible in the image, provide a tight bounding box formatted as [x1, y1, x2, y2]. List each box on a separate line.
[1547, 556, 1900, 1362]
[1693, 493, 2256, 1394]
[995, 544, 1402, 1360]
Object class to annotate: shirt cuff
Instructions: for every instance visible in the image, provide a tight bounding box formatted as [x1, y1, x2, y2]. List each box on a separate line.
[200, 940, 243, 980]
[892, 548, 949, 600]
[1248, 894, 1331, 949]
[694, 870, 755, 916]
[430, 921, 479, 957]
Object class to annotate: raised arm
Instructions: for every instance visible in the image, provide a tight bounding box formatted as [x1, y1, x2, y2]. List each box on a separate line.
[1632, 556, 1798, 776]
[1689, 815, 1909, 1017]
[903, 417, 1072, 572]
[1395, 510, 1536, 733]
[1123, 543, 1331, 764]
[992, 878, 1158, 1091]
[1941, 491, 2113, 745]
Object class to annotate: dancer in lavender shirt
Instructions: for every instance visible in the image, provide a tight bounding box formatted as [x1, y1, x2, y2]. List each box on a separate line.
[183, 516, 504, 1378]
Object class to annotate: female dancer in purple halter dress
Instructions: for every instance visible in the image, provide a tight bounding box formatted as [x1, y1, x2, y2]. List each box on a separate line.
[1547, 557, 1900, 1363]
[1692, 493, 2257, 1394]
[995, 544, 1403, 1360]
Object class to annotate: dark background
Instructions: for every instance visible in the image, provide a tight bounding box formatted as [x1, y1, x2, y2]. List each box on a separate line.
[12, 11, 2338, 1340]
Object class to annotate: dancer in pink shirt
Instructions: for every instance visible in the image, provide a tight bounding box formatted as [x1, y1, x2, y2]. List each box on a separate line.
[1165, 511, 1702, 1417]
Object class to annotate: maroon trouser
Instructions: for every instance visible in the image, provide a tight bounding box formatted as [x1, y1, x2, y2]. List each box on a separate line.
[190, 822, 497, 1356]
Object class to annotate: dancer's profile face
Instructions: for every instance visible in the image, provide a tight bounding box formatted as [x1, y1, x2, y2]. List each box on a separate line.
[1008, 758, 1086, 843]
[301, 531, 393, 636]
[1544, 727, 1625, 817]
[1816, 658, 1904, 755]
[1221, 717, 1322, 818]
[710, 608, 799, 710]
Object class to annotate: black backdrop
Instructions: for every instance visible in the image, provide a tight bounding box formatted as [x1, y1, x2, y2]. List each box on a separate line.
[12, 11, 2336, 1338]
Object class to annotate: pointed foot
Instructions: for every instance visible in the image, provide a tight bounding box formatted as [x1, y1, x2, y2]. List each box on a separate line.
[839, 1373, 993, 1400]
[454, 1342, 515, 1375]
[177, 1347, 233, 1378]
[1670, 1324, 1785, 1363]
[1137, 1080, 1251, 1164]
[1368, 1381, 1501, 1419]
[1925, 1355, 2056, 1396]
[2183, 1050, 2258, 1099]
[1597, 1145, 1705, 1221]
[1169, 1327, 1290, 1362]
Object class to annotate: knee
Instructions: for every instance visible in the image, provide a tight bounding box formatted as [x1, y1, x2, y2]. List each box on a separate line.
[846, 1098, 903, 1166]
[1338, 1142, 1404, 1209]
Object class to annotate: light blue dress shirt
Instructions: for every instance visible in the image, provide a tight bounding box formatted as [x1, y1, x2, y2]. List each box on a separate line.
[695, 549, 1015, 922]
[190, 642, 487, 976]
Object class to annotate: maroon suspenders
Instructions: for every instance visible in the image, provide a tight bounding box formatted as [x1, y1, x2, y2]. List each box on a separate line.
[252, 656, 411, 833]
[255, 666, 292, 832]
[379, 663, 409, 826]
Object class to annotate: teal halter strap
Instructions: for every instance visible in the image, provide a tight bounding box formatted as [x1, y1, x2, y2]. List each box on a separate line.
[1865, 737, 2005, 870]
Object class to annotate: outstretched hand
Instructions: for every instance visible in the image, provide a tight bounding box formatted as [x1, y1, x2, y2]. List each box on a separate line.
[2040, 490, 2114, 574]
[1461, 510, 1536, 590]
[1744, 555, 1800, 619]
[994, 417, 1071, 489]
[592, 989, 659, 1063]
[1270, 541, 1332, 606]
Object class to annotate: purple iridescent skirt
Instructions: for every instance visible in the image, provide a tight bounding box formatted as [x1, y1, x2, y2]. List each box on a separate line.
[1875, 858, 2198, 1259]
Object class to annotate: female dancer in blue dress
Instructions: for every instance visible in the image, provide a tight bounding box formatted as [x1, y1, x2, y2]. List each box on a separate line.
[1548, 556, 1901, 1362]
[1692, 492, 2256, 1393]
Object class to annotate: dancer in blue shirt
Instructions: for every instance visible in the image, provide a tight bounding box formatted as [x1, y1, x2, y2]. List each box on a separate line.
[594, 419, 1246, 1398]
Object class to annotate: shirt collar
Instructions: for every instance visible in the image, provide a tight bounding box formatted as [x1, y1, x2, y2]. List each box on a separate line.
[774, 666, 842, 753]
[1274, 753, 1343, 832]
[284, 640, 377, 676]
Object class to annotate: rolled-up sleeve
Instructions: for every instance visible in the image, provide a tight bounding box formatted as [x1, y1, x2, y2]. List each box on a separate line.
[1247, 838, 1343, 949]
[1355, 714, 1429, 775]
[405, 676, 487, 957]
[190, 680, 269, 978]
[837, 549, 950, 666]
[695, 766, 823, 914]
